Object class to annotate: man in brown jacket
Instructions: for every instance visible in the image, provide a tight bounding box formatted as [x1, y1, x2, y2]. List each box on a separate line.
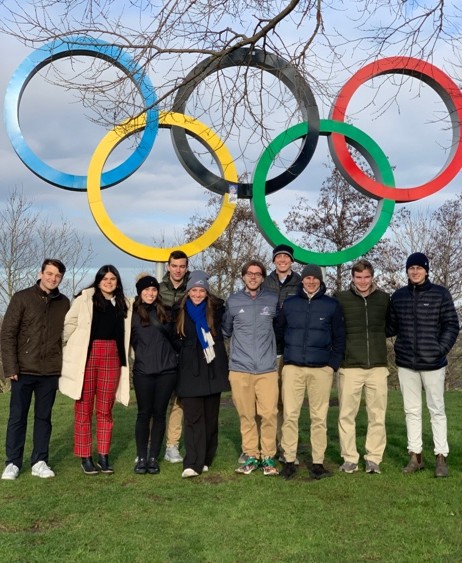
[1, 259, 69, 480]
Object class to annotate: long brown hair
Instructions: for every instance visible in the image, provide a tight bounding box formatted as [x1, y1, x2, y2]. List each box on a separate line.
[133, 293, 169, 326]
[176, 292, 219, 337]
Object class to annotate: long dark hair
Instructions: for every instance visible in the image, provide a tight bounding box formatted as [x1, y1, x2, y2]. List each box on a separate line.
[133, 293, 169, 326]
[77, 265, 128, 317]
[176, 291, 220, 337]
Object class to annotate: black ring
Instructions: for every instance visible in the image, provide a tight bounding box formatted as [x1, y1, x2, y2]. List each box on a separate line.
[171, 48, 320, 198]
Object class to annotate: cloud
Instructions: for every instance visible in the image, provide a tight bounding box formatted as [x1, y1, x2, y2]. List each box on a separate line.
[0, 21, 461, 281]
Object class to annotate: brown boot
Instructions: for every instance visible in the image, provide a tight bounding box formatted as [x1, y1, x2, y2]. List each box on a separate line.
[402, 452, 424, 473]
[434, 454, 448, 478]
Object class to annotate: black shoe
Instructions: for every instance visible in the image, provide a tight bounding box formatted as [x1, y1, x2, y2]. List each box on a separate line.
[97, 454, 114, 475]
[134, 458, 147, 474]
[81, 457, 99, 475]
[310, 463, 333, 480]
[147, 457, 160, 474]
[280, 461, 297, 480]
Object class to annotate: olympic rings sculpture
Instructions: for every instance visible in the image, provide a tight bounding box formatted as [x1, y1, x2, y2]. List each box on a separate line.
[4, 36, 462, 266]
[87, 111, 238, 261]
[4, 36, 158, 190]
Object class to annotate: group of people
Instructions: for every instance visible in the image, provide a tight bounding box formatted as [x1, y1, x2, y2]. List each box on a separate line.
[1, 245, 459, 482]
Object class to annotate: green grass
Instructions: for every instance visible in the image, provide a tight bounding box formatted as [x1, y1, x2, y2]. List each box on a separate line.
[1, 389, 462, 562]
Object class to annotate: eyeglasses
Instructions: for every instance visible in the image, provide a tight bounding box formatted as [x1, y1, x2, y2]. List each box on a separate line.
[245, 271, 263, 278]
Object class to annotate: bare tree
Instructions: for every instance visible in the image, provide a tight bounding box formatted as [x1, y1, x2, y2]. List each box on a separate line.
[0, 188, 95, 313]
[0, 316, 9, 393]
[184, 191, 272, 298]
[0, 0, 459, 181]
[283, 161, 396, 292]
[0, 189, 39, 311]
[384, 195, 462, 389]
[388, 195, 462, 301]
[1, 1, 457, 87]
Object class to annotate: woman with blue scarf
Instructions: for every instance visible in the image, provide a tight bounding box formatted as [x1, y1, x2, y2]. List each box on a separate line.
[174, 271, 230, 478]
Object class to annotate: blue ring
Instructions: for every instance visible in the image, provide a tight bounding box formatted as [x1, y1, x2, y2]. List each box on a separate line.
[4, 35, 158, 191]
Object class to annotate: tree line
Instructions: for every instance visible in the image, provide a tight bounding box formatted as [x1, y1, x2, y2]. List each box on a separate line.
[1, 167, 462, 389]
[185, 163, 462, 389]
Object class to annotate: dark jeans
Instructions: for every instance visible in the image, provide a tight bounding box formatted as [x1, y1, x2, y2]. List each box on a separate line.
[181, 393, 221, 474]
[132, 371, 177, 459]
[5, 374, 59, 469]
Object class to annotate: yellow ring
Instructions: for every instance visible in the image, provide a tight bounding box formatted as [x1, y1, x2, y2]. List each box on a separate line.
[87, 111, 237, 261]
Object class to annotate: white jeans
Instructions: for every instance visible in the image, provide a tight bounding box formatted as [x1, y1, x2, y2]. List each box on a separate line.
[398, 367, 448, 456]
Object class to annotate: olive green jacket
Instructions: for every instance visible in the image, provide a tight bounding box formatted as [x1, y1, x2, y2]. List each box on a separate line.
[334, 283, 390, 369]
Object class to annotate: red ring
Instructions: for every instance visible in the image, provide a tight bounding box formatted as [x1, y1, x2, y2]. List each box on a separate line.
[329, 57, 462, 202]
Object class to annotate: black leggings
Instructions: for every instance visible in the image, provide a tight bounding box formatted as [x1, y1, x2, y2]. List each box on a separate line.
[132, 371, 177, 459]
[181, 393, 221, 474]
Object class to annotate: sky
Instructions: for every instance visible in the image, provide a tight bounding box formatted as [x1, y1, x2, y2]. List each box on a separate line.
[0, 4, 461, 292]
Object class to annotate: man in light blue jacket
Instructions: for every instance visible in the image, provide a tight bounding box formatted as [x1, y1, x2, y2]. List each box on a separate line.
[222, 260, 279, 476]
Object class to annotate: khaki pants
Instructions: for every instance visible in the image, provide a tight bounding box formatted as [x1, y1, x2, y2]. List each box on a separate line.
[281, 364, 333, 464]
[338, 367, 388, 464]
[229, 371, 278, 458]
[166, 394, 183, 447]
[276, 356, 284, 450]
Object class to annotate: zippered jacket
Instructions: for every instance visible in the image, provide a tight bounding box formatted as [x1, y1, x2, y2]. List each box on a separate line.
[1, 283, 69, 377]
[131, 304, 178, 376]
[386, 279, 459, 371]
[263, 270, 301, 308]
[335, 283, 390, 368]
[275, 283, 345, 371]
[222, 288, 278, 374]
[159, 272, 190, 309]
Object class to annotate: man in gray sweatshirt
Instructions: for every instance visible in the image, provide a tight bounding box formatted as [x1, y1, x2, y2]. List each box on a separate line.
[222, 260, 279, 476]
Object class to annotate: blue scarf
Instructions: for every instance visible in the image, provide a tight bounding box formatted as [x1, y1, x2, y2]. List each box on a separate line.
[185, 299, 215, 363]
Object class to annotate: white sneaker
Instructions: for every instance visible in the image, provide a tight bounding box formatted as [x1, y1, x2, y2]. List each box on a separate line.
[31, 461, 55, 479]
[1, 463, 19, 480]
[203, 465, 209, 472]
[182, 468, 199, 478]
[164, 445, 183, 463]
[339, 461, 359, 474]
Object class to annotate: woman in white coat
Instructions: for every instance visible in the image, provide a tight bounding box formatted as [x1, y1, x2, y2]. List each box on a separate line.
[60, 265, 131, 475]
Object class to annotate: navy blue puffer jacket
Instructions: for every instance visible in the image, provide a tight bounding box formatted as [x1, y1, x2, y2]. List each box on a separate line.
[275, 283, 346, 371]
[386, 279, 459, 371]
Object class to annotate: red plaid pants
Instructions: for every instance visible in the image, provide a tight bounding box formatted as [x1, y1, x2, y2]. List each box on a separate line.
[74, 340, 121, 457]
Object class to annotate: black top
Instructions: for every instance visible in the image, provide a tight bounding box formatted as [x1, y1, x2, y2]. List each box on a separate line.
[173, 300, 230, 398]
[90, 299, 126, 366]
[387, 279, 459, 371]
[131, 303, 178, 376]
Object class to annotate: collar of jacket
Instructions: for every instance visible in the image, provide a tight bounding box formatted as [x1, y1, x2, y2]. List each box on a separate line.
[407, 277, 431, 291]
[243, 286, 263, 298]
[162, 270, 190, 291]
[34, 280, 62, 300]
[296, 281, 326, 300]
[349, 280, 378, 298]
[270, 269, 294, 285]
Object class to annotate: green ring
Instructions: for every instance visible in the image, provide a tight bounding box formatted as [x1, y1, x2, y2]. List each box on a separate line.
[251, 120, 396, 266]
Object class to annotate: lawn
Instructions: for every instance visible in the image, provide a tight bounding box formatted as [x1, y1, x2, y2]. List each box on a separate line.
[1, 389, 461, 563]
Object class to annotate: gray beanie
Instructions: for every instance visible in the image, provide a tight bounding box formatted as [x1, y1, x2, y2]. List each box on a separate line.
[301, 264, 323, 282]
[186, 270, 210, 292]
